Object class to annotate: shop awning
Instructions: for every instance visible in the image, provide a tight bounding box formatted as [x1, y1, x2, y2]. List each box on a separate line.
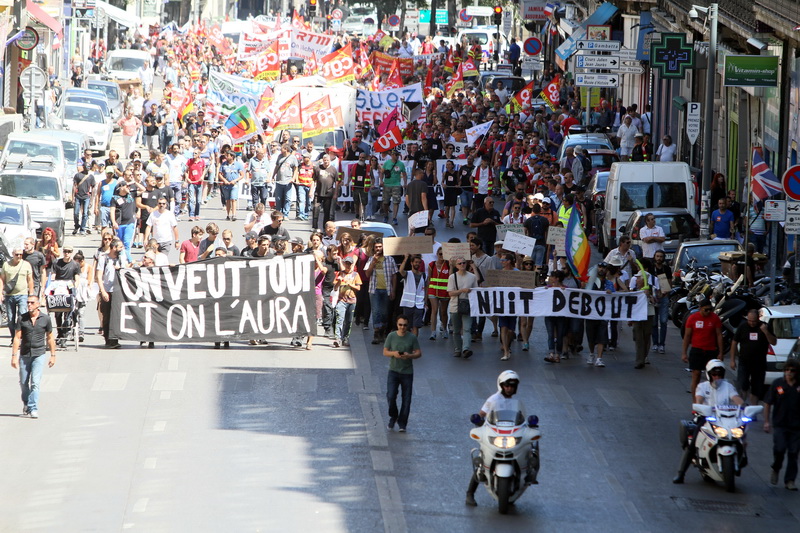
[555, 2, 619, 61]
[96, 0, 142, 28]
[25, 0, 63, 41]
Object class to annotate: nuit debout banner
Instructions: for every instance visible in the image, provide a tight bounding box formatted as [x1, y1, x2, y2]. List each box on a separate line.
[109, 255, 316, 342]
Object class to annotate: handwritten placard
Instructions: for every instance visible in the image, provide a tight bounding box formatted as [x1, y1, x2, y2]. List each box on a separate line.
[546, 226, 567, 256]
[503, 232, 537, 257]
[441, 242, 471, 261]
[658, 273, 671, 291]
[382, 236, 434, 256]
[407, 211, 429, 233]
[484, 270, 538, 288]
[496, 223, 525, 240]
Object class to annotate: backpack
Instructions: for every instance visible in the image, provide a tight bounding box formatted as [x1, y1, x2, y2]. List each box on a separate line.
[526, 215, 547, 240]
[579, 154, 592, 174]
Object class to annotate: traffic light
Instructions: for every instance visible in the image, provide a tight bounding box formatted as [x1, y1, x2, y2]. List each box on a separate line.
[493, 6, 503, 26]
[309, 0, 317, 17]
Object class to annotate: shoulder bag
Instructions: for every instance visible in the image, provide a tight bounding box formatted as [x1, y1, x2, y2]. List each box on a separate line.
[453, 273, 471, 315]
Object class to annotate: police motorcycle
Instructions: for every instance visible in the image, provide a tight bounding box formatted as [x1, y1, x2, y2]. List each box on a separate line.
[677, 362, 762, 492]
[468, 374, 541, 514]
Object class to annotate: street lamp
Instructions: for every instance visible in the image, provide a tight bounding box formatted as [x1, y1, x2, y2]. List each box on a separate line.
[690, 3, 718, 237]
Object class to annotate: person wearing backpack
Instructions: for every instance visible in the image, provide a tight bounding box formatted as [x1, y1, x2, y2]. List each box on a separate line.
[572, 146, 592, 187]
[523, 203, 550, 270]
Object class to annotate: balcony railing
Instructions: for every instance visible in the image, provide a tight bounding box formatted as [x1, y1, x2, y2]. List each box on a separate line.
[659, 0, 755, 32]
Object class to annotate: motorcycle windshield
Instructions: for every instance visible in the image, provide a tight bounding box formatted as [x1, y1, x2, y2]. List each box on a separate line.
[486, 409, 525, 426]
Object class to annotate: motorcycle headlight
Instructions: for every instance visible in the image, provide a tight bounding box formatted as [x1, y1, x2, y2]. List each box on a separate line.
[713, 426, 729, 438]
[730, 427, 744, 439]
[492, 436, 518, 448]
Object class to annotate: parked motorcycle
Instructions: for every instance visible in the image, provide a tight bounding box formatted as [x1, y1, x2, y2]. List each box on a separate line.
[671, 269, 731, 328]
[469, 402, 541, 514]
[680, 403, 762, 492]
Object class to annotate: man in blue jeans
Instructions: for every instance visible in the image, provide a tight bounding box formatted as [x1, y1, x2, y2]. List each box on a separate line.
[11, 296, 57, 419]
[383, 315, 422, 432]
[365, 240, 398, 344]
[1, 247, 34, 341]
[273, 143, 298, 218]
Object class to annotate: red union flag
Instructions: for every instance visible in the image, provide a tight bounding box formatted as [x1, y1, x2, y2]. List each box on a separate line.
[302, 95, 332, 137]
[384, 60, 403, 89]
[321, 43, 356, 85]
[253, 41, 280, 81]
[255, 86, 274, 119]
[512, 80, 536, 110]
[445, 64, 464, 97]
[273, 94, 302, 131]
[208, 24, 232, 55]
[373, 126, 403, 154]
[540, 74, 561, 111]
[461, 58, 480, 78]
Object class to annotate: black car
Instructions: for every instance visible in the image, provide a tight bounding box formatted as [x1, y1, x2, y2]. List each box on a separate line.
[620, 209, 700, 261]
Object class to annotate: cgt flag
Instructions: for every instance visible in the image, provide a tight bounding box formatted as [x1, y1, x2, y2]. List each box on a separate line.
[373, 126, 403, 153]
[321, 42, 356, 85]
[750, 149, 782, 201]
[224, 105, 261, 143]
[466, 120, 494, 145]
[272, 93, 303, 131]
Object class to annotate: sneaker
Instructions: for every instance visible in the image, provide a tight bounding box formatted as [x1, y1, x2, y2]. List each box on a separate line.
[586, 354, 595, 365]
[659, 345, 665, 354]
[363, 325, 369, 330]
[501, 354, 510, 361]
[594, 358, 606, 367]
[22, 406, 28, 416]
[463, 218, 469, 225]
[383, 216, 389, 223]
[392, 218, 398, 225]
[462, 349, 473, 359]
[398, 427, 406, 433]
[430, 332, 437, 340]
[607, 346, 616, 352]
[343, 339, 350, 347]
[442, 330, 448, 339]
[652, 344, 659, 352]
[786, 481, 798, 491]
[29, 410, 38, 419]
[771, 469, 779, 485]
[465, 493, 477, 506]
[453, 351, 462, 357]
[522, 342, 529, 351]
[72, 229, 78, 235]
[333, 340, 340, 348]
[387, 418, 396, 430]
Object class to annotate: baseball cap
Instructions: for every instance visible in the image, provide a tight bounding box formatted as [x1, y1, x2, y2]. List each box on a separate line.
[343, 256, 355, 263]
[533, 193, 544, 201]
[541, 197, 552, 204]
[244, 231, 258, 240]
[494, 240, 504, 247]
[258, 234, 271, 243]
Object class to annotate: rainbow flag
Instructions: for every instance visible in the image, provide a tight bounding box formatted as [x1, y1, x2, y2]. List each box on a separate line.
[224, 105, 261, 143]
[565, 207, 590, 282]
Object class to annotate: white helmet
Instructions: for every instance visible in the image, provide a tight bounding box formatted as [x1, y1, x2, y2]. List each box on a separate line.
[705, 359, 726, 382]
[497, 370, 520, 392]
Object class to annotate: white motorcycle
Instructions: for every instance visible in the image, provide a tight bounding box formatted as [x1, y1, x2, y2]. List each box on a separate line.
[685, 403, 762, 492]
[469, 403, 541, 514]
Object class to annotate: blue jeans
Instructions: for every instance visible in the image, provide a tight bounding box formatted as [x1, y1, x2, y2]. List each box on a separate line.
[532, 244, 546, 267]
[545, 316, 567, 353]
[274, 182, 295, 217]
[73, 197, 90, 232]
[170, 182, 182, 215]
[370, 289, 390, 330]
[187, 183, 202, 217]
[652, 295, 670, 346]
[100, 206, 111, 228]
[295, 184, 311, 219]
[19, 353, 47, 412]
[335, 300, 355, 341]
[387, 370, 413, 429]
[5, 293, 27, 338]
[251, 184, 269, 208]
[450, 312, 473, 353]
[116, 223, 135, 264]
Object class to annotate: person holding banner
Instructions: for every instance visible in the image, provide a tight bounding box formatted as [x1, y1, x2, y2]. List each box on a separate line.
[96, 238, 128, 349]
[448, 256, 478, 359]
[544, 270, 570, 364]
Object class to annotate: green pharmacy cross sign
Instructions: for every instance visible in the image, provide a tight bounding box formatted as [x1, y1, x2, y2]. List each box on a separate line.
[650, 33, 694, 79]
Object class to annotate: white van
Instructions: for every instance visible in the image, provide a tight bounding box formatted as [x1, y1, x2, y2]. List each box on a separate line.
[456, 27, 509, 63]
[105, 50, 151, 80]
[0, 133, 70, 198]
[600, 162, 696, 253]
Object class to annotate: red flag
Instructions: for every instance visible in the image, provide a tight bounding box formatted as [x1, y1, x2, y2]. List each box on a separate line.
[305, 52, 320, 76]
[273, 94, 303, 131]
[461, 58, 480, 77]
[444, 50, 454, 73]
[355, 43, 373, 80]
[252, 41, 281, 81]
[370, 67, 382, 91]
[302, 95, 332, 137]
[373, 126, 403, 154]
[292, 9, 305, 29]
[384, 60, 402, 89]
[255, 86, 274, 118]
[423, 63, 434, 98]
[540, 74, 561, 110]
[445, 64, 464, 97]
[321, 42, 356, 85]
[511, 80, 536, 110]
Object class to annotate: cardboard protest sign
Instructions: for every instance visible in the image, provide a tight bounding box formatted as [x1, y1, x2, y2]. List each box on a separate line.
[441, 242, 471, 261]
[382, 236, 434, 256]
[503, 232, 536, 257]
[483, 270, 538, 288]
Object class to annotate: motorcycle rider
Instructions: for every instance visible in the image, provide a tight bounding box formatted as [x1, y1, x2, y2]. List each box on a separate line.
[466, 370, 538, 506]
[673, 359, 744, 483]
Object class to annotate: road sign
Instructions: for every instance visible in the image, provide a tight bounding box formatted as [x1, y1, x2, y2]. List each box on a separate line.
[466, 6, 494, 17]
[574, 73, 619, 87]
[764, 199, 786, 222]
[331, 8, 343, 20]
[576, 40, 621, 51]
[388, 14, 400, 27]
[20, 66, 47, 93]
[331, 19, 341, 31]
[686, 102, 701, 146]
[615, 65, 645, 74]
[783, 165, 800, 201]
[575, 55, 619, 69]
[785, 201, 800, 233]
[523, 37, 542, 56]
[458, 9, 473, 22]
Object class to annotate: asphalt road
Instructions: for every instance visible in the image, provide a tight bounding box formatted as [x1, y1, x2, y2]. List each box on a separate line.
[0, 128, 798, 532]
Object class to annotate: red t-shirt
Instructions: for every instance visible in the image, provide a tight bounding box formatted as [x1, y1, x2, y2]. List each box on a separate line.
[186, 159, 206, 185]
[180, 239, 199, 263]
[561, 117, 579, 135]
[686, 311, 722, 351]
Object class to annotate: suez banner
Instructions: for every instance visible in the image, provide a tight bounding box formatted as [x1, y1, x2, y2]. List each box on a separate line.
[356, 83, 424, 124]
[467, 287, 648, 321]
[109, 255, 316, 342]
[290, 28, 336, 60]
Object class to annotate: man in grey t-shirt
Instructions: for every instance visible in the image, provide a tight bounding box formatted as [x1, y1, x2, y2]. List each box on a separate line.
[273, 144, 298, 218]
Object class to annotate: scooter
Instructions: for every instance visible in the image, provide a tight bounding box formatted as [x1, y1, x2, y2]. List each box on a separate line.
[469, 405, 541, 514]
[681, 403, 762, 492]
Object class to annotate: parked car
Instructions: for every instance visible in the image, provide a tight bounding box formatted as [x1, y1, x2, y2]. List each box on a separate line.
[60, 91, 113, 128]
[587, 170, 610, 239]
[0, 195, 39, 250]
[334, 221, 398, 239]
[761, 306, 800, 385]
[619, 209, 700, 262]
[584, 149, 619, 178]
[85, 79, 124, 122]
[105, 49, 151, 81]
[556, 133, 614, 164]
[0, 159, 65, 245]
[59, 102, 113, 154]
[670, 239, 743, 279]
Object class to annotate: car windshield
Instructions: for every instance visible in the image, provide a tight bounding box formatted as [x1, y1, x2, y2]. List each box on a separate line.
[594, 172, 610, 191]
[60, 141, 81, 163]
[589, 154, 618, 168]
[0, 202, 23, 224]
[64, 106, 103, 123]
[677, 244, 739, 270]
[0, 175, 60, 201]
[87, 83, 120, 101]
[66, 96, 108, 115]
[350, 7, 374, 16]
[619, 183, 687, 211]
[470, 33, 490, 45]
[768, 318, 800, 339]
[637, 214, 696, 239]
[108, 56, 146, 71]
[6, 141, 60, 160]
[486, 409, 525, 425]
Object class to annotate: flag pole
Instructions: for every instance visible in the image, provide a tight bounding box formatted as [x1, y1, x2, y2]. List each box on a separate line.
[743, 148, 753, 268]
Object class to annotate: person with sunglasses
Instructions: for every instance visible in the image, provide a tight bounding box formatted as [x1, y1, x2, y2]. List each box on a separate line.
[1, 247, 35, 341]
[11, 295, 57, 419]
[764, 358, 800, 491]
[383, 315, 422, 433]
[143, 197, 179, 253]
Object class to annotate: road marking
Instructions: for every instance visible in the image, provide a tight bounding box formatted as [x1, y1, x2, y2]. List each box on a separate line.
[359, 394, 388, 448]
[132, 498, 149, 513]
[623, 500, 644, 523]
[152, 372, 186, 391]
[91, 373, 129, 391]
[40, 374, 66, 392]
[374, 475, 407, 533]
[605, 473, 625, 495]
[371, 450, 394, 471]
[168, 357, 179, 370]
[160, 391, 171, 400]
[144, 457, 157, 469]
[152, 421, 166, 432]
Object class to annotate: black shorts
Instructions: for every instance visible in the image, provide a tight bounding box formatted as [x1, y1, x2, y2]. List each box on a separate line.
[689, 347, 718, 371]
[498, 316, 517, 330]
[736, 359, 766, 399]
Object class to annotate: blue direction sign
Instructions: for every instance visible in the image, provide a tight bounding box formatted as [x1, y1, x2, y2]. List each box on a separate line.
[783, 165, 800, 201]
[523, 37, 542, 56]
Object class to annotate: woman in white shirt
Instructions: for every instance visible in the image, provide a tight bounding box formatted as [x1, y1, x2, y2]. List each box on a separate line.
[617, 116, 638, 161]
[447, 256, 478, 359]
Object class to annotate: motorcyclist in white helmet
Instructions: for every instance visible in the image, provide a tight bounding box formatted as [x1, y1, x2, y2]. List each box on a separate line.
[466, 370, 534, 506]
[673, 359, 744, 483]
